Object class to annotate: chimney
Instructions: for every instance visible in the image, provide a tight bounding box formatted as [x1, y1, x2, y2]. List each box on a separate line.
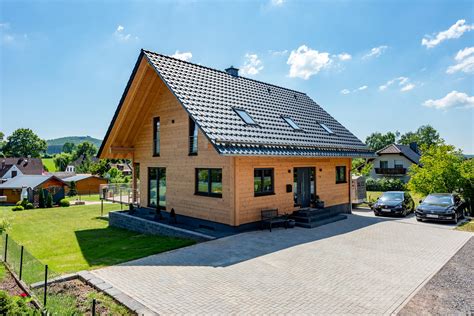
[409, 142, 419, 154]
[225, 66, 239, 77]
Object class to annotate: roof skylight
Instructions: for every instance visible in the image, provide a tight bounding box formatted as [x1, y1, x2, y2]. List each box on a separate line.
[234, 108, 257, 125]
[282, 116, 301, 130]
[319, 123, 334, 134]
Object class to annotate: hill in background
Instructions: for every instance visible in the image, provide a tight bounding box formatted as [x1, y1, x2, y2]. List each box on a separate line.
[46, 136, 102, 155]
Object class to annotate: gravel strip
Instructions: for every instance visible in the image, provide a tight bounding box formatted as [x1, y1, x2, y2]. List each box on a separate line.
[399, 236, 474, 315]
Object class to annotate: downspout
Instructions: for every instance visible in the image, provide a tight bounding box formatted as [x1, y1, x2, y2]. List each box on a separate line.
[349, 158, 352, 214]
[233, 156, 238, 226]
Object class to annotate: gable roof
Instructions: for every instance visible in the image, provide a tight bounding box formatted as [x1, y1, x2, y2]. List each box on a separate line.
[99, 49, 374, 158]
[0, 158, 43, 176]
[376, 144, 421, 164]
[62, 174, 103, 182]
[0, 175, 66, 189]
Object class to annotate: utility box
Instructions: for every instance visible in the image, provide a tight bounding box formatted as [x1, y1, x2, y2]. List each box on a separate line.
[351, 175, 366, 204]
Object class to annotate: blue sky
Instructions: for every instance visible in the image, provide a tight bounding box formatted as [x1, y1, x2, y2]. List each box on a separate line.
[1, 0, 473, 153]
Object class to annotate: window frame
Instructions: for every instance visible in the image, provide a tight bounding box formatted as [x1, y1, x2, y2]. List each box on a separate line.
[394, 160, 403, 169]
[319, 122, 334, 134]
[148, 167, 166, 210]
[282, 116, 302, 130]
[153, 117, 160, 157]
[233, 108, 258, 125]
[195, 168, 223, 198]
[379, 160, 389, 169]
[254, 168, 275, 197]
[189, 118, 198, 156]
[335, 166, 347, 184]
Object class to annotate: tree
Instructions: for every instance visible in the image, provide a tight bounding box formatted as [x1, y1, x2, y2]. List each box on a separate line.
[2, 129, 47, 158]
[408, 144, 464, 196]
[0, 132, 5, 157]
[46, 191, 53, 208]
[89, 159, 110, 177]
[68, 181, 77, 197]
[38, 189, 46, 208]
[62, 142, 76, 154]
[73, 141, 97, 161]
[53, 152, 73, 171]
[365, 131, 399, 151]
[399, 125, 442, 149]
[351, 158, 373, 177]
[459, 159, 474, 215]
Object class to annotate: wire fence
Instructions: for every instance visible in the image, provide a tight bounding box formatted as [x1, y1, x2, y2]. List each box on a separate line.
[0, 233, 101, 314]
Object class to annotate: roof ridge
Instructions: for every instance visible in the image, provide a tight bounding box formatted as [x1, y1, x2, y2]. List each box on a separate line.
[142, 48, 307, 95]
[376, 143, 399, 154]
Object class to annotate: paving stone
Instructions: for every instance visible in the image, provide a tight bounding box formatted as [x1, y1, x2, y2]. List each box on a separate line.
[91, 214, 472, 314]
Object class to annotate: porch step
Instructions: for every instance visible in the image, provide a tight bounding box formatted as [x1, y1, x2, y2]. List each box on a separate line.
[295, 214, 347, 228]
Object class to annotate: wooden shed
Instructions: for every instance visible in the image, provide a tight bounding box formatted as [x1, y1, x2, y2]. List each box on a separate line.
[62, 174, 107, 195]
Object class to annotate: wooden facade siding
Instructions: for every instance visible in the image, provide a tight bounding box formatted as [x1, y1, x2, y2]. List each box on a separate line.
[66, 177, 108, 195]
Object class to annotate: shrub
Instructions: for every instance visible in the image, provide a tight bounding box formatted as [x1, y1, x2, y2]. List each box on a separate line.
[11, 205, 24, 211]
[15, 201, 22, 206]
[0, 219, 11, 233]
[46, 192, 53, 208]
[25, 203, 34, 210]
[59, 199, 70, 207]
[0, 290, 37, 315]
[38, 189, 45, 208]
[68, 181, 77, 197]
[15, 199, 29, 208]
[366, 177, 406, 192]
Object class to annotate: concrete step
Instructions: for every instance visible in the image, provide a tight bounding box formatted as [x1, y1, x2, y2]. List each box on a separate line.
[291, 211, 338, 223]
[295, 214, 347, 228]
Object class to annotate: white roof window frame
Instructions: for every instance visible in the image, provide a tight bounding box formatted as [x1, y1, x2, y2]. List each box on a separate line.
[282, 116, 302, 130]
[233, 108, 258, 125]
[319, 122, 334, 134]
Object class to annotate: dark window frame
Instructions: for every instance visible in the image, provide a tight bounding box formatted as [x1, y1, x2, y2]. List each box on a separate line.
[336, 166, 347, 184]
[148, 167, 166, 210]
[11, 170, 17, 178]
[189, 118, 198, 156]
[153, 117, 160, 157]
[195, 168, 222, 198]
[254, 168, 275, 197]
[233, 108, 258, 125]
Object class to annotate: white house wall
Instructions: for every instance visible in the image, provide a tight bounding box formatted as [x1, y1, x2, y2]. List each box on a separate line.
[370, 154, 414, 182]
[1, 165, 24, 179]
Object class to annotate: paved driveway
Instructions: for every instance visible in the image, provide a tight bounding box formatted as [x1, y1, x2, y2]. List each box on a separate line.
[92, 213, 472, 315]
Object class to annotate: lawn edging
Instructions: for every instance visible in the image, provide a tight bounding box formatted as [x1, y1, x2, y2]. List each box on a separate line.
[109, 211, 215, 242]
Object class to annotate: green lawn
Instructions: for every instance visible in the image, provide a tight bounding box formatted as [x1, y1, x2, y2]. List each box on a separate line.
[0, 204, 194, 275]
[42, 158, 57, 172]
[65, 194, 102, 202]
[456, 220, 474, 232]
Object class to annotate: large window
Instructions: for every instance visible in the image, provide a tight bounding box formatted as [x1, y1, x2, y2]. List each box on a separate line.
[380, 161, 388, 169]
[336, 166, 347, 184]
[254, 168, 274, 196]
[195, 168, 222, 197]
[394, 160, 403, 168]
[153, 117, 160, 156]
[148, 167, 166, 209]
[189, 118, 198, 155]
[234, 108, 257, 125]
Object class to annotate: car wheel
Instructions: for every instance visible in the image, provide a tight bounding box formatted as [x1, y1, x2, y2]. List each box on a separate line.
[374, 212, 380, 216]
[453, 213, 458, 224]
[416, 217, 422, 222]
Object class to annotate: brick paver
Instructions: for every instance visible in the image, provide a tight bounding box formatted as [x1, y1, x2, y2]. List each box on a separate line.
[92, 213, 472, 315]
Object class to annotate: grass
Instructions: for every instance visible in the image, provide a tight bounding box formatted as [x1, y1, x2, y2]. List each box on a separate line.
[0, 264, 5, 282]
[0, 204, 195, 274]
[456, 220, 474, 232]
[65, 194, 101, 202]
[366, 191, 425, 207]
[41, 158, 57, 172]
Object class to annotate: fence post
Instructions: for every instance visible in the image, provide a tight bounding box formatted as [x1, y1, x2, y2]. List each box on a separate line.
[92, 298, 96, 316]
[101, 199, 104, 217]
[43, 265, 48, 307]
[19, 246, 24, 280]
[4, 234, 8, 262]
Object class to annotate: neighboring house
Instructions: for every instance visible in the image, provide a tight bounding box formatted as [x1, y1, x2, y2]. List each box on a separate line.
[49, 171, 76, 179]
[109, 162, 132, 176]
[0, 157, 44, 182]
[62, 174, 107, 195]
[98, 49, 374, 230]
[0, 175, 68, 204]
[65, 165, 75, 173]
[369, 143, 421, 183]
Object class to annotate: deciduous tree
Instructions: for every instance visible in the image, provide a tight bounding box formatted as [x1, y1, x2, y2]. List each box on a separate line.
[365, 131, 399, 151]
[3, 129, 47, 158]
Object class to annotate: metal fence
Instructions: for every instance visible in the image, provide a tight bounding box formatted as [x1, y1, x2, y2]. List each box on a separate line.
[99, 183, 140, 206]
[0, 233, 100, 314]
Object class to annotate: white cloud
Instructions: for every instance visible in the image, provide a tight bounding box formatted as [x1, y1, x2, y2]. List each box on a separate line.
[270, 0, 285, 6]
[357, 85, 368, 91]
[340, 89, 350, 95]
[241, 53, 263, 76]
[337, 53, 352, 61]
[287, 45, 332, 79]
[400, 83, 415, 92]
[422, 20, 474, 48]
[171, 50, 193, 61]
[363, 45, 388, 59]
[114, 25, 137, 42]
[269, 49, 288, 56]
[423, 91, 474, 110]
[447, 47, 474, 74]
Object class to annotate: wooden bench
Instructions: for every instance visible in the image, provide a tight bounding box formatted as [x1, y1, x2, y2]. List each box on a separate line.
[261, 208, 288, 232]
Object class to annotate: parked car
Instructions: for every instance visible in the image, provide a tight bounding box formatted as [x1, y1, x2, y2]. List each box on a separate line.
[372, 191, 414, 217]
[415, 193, 465, 224]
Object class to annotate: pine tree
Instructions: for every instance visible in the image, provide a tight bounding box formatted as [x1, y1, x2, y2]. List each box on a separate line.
[46, 191, 53, 208]
[68, 181, 77, 197]
[39, 189, 45, 208]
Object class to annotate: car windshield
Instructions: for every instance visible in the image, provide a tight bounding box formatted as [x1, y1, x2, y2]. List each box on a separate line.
[423, 195, 452, 205]
[379, 192, 404, 201]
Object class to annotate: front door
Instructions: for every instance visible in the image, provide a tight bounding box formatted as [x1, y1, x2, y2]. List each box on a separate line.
[294, 167, 312, 207]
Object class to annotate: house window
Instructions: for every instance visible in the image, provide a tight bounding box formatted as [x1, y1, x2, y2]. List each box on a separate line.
[254, 168, 274, 196]
[148, 167, 166, 209]
[394, 160, 403, 168]
[189, 118, 198, 155]
[153, 117, 160, 156]
[380, 161, 388, 169]
[11, 171, 17, 178]
[282, 116, 301, 130]
[319, 123, 334, 134]
[336, 166, 347, 184]
[234, 108, 257, 125]
[195, 168, 222, 197]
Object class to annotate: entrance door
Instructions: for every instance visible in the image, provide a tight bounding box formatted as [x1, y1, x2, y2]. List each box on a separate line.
[148, 167, 166, 209]
[294, 167, 313, 207]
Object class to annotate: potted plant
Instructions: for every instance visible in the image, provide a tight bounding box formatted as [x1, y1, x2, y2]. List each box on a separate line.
[314, 195, 324, 209]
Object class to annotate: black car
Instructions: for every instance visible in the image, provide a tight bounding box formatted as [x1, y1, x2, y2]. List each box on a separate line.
[372, 191, 414, 217]
[416, 193, 465, 224]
